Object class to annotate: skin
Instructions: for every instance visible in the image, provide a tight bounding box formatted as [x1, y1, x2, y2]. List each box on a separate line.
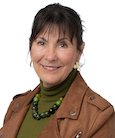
[30, 26, 84, 88]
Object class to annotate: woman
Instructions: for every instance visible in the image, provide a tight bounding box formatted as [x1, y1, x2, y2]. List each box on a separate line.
[0, 3, 114, 138]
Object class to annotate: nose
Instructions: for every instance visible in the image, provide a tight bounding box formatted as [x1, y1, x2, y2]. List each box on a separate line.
[45, 47, 57, 61]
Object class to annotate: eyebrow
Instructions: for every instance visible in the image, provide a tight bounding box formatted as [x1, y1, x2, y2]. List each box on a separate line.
[57, 37, 70, 42]
[37, 37, 48, 42]
[37, 36, 70, 43]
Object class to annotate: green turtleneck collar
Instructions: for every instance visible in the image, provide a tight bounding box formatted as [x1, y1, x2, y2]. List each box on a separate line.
[40, 69, 77, 102]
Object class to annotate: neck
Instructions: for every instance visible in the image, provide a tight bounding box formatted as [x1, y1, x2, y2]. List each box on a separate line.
[40, 69, 77, 100]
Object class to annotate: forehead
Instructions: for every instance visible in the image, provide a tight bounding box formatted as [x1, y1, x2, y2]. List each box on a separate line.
[37, 24, 70, 39]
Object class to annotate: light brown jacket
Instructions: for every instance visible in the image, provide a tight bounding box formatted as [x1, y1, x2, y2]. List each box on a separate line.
[0, 72, 114, 138]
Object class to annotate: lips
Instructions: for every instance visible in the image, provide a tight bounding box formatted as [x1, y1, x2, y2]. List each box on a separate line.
[41, 64, 61, 71]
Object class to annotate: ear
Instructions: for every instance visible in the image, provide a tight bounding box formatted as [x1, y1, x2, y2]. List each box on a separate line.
[29, 50, 33, 66]
[80, 42, 85, 53]
[77, 42, 85, 61]
[30, 50, 32, 60]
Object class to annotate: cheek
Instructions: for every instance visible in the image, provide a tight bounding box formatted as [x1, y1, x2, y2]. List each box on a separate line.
[30, 48, 41, 62]
[59, 51, 77, 66]
[31, 54, 38, 62]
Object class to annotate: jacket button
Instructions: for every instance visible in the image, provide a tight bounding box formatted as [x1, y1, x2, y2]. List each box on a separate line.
[70, 111, 77, 116]
[89, 95, 95, 100]
[76, 131, 82, 138]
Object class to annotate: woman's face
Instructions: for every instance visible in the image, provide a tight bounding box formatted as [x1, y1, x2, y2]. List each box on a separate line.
[31, 26, 82, 88]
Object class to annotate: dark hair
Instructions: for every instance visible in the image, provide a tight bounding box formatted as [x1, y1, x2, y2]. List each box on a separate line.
[29, 3, 84, 51]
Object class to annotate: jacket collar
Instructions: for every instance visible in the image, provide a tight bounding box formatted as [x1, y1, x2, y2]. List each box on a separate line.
[12, 72, 88, 120]
[27, 72, 88, 120]
[56, 72, 88, 120]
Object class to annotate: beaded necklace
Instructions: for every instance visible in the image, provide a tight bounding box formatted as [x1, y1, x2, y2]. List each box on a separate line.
[32, 93, 63, 120]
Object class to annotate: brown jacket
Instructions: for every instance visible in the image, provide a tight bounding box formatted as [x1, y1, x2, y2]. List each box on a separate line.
[0, 72, 114, 138]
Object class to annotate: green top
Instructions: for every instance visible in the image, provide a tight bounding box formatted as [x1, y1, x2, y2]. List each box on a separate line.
[17, 69, 77, 138]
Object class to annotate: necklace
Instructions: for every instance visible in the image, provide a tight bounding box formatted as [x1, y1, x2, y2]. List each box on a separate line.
[32, 93, 63, 120]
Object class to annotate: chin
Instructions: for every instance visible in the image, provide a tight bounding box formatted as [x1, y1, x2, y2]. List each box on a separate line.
[42, 78, 61, 88]
[43, 82, 57, 88]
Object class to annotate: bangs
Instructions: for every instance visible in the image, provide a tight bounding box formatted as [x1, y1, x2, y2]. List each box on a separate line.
[35, 21, 75, 42]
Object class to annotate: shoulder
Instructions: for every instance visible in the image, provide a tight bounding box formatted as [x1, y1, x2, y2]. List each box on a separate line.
[3, 89, 31, 124]
[11, 85, 41, 103]
[84, 88, 115, 137]
[9, 89, 32, 110]
[12, 90, 31, 100]
[86, 88, 114, 111]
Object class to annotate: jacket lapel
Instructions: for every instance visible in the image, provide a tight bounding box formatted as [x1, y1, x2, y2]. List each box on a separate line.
[37, 72, 88, 138]
[56, 72, 88, 120]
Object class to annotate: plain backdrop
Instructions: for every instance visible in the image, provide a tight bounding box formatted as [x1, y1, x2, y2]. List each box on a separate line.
[0, 0, 115, 128]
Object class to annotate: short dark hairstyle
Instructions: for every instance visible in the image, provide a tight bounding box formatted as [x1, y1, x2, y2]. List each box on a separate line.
[29, 3, 84, 51]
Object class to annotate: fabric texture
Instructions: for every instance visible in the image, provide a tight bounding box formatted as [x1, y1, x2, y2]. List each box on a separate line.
[0, 72, 114, 138]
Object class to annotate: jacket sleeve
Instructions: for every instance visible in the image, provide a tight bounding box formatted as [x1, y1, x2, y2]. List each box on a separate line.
[90, 105, 115, 138]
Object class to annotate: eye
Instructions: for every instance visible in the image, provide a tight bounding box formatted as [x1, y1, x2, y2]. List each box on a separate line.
[36, 41, 45, 46]
[58, 42, 67, 48]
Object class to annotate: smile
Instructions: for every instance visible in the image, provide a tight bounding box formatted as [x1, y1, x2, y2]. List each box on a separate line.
[41, 64, 61, 71]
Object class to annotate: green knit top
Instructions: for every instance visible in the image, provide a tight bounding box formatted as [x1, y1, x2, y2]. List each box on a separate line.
[17, 69, 77, 138]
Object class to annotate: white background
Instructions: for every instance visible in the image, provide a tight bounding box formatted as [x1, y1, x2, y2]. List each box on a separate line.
[0, 0, 115, 128]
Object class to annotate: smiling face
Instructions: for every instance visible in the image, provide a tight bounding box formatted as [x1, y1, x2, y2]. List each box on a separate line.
[31, 26, 82, 88]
